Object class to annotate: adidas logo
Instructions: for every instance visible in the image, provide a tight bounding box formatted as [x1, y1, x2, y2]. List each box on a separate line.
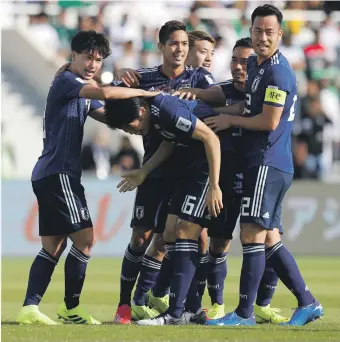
[263, 212, 270, 219]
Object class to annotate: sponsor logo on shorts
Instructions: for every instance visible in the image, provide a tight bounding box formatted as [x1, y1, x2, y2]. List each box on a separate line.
[80, 207, 90, 221]
[135, 206, 144, 219]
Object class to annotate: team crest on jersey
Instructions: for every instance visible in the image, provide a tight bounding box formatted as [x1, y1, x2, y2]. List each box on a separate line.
[251, 76, 262, 93]
[136, 206, 144, 219]
[80, 207, 90, 221]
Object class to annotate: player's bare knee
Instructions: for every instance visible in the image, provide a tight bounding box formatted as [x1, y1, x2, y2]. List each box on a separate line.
[146, 237, 165, 259]
[130, 226, 152, 252]
[210, 237, 231, 254]
[163, 214, 178, 242]
[41, 236, 67, 258]
[70, 227, 96, 254]
[176, 219, 202, 240]
[240, 223, 266, 244]
[265, 228, 281, 247]
[198, 228, 209, 253]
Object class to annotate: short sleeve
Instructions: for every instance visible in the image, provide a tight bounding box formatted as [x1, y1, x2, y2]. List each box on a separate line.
[157, 95, 198, 140]
[55, 72, 86, 101]
[90, 100, 103, 111]
[263, 65, 292, 108]
[194, 68, 216, 89]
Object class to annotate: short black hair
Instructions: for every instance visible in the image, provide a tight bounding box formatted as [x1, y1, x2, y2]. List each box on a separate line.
[233, 37, 253, 51]
[159, 20, 187, 45]
[104, 97, 147, 129]
[71, 30, 111, 59]
[251, 4, 283, 25]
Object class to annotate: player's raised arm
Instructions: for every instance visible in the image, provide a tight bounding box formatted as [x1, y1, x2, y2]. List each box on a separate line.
[173, 86, 226, 106]
[191, 119, 222, 217]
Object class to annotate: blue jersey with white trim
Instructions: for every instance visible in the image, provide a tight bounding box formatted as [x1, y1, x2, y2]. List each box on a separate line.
[217, 79, 245, 153]
[149, 93, 217, 173]
[243, 51, 297, 173]
[115, 65, 215, 178]
[32, 71, 103, 181]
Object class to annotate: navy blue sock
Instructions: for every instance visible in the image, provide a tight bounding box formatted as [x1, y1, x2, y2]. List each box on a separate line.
[152, 243, 175, 298]
[207, 250, 228, 305]
[64, 245, 90, 310]
[256, 258, 278, 306]
[185, 274, 201, 313]
[23, 248, 58, 306]
[167, 239, 199, 318]
[119, 244, 144, 306]
[195, 252, 208, 299]
[236, 243, 265, 319]
[267, 241, 315, 307]
[133, 255, 161, 306]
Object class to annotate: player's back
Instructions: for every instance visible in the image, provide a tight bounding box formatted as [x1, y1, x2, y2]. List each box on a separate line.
[243, 52, 297, 173]
[149, 93, 217, 174]
[32, 71, 95, 181]
[134, 65, 215, 178]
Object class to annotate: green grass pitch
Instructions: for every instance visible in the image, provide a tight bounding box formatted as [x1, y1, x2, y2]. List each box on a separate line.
[2, 257, 340, 341]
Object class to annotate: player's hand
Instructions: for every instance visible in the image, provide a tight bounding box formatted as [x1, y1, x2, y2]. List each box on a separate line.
[206, 185, 223, 218]
[204, 114, 232, 133]
[142, 90, 162, 97]
[172, 90, 197, 100]
[55, 62, 71, 77]
[117, 169, 148, 192]
[86, 78, 99, 87]
[116, 68, 141, 87]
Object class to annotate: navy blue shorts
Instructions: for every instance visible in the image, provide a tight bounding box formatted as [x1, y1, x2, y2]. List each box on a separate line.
[130, 178, 174, 233]
[240, 166, 293, 232]
[32, 174, 93, 236]
[208, 152, 242, 240]
[167, 173, 211, 229]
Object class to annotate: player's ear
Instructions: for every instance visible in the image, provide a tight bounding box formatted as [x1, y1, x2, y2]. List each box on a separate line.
[139, 106, 146, 117]
[71, 51, 76, 62]
[157, 42, 164, 53]
[278, 28, 283, 41]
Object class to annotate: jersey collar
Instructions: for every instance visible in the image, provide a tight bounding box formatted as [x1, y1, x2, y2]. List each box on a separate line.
[158, 65, 187, 80]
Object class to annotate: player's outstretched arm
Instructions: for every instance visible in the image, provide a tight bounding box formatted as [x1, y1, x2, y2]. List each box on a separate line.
[226, 104, 283, 131]
[172, 86, 226, 106]
[192, 119, 223, 217]
[79, 84, 160, 101]
[117, 141, 174, 193]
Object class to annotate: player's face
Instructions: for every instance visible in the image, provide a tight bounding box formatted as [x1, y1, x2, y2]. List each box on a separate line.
[186, 40, 215, 71]
[72, 50, 103, 80]
[251, 15, 282, 60]
[159, 30, 189, 68]
[123, 107, 150, 136]
[230, 46, 254, 84]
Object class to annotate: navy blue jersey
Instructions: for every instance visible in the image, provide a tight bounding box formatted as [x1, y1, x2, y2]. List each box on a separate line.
[115, 65, 215, 178]
[243, 51, 297, 173]
[217, 79, 245, 152]
[148, 93, 217, 172]
[32, 71, 103, 181]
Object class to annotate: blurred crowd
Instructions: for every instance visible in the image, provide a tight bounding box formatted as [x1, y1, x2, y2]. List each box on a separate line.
[5, 0, 340, 180]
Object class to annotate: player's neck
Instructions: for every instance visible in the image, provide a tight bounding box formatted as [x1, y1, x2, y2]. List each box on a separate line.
[68, 65, 82, 78]
[233, 82, 245, 93]
[160, 64, 185, 79]
[257, 49, 279, 65]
